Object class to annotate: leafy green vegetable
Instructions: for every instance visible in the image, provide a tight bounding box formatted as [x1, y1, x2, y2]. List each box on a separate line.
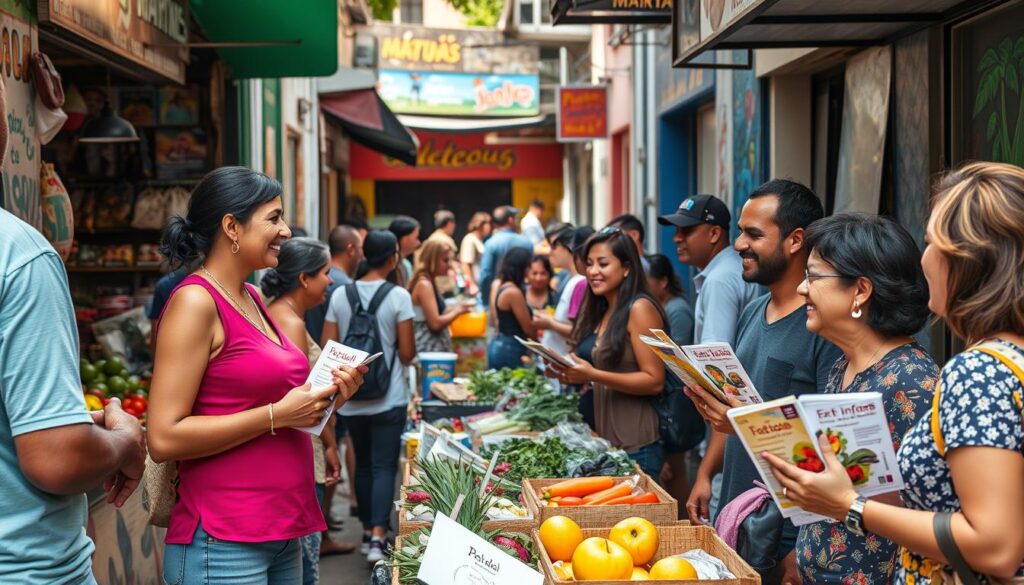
[467, 368, 551, 403]
[506, 388, 581, 430]
[481, 437, 576, 484]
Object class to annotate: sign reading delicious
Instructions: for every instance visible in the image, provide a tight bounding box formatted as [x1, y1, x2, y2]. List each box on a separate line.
[557, 86, 608, 142]
[366, 24, 540, 118]
[39, 0, 188, 83]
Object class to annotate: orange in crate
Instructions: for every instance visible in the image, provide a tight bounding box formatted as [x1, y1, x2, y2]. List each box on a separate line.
[450, 310, 487, 338]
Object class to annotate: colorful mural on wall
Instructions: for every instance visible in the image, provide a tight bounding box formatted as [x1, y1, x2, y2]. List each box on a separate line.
[972, 33, 1024, 165]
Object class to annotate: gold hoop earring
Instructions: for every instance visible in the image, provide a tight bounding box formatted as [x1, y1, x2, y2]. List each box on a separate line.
[231, 241, 240, 254]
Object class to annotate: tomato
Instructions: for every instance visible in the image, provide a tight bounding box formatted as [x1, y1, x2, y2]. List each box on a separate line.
[608, 517, 660, 566]
[648, 557, 698, 580]
[538, 516, 583, 562]
[131, 396, 147, 412]
[124, 405, 141, 418]
[87, 388, 106, 399]
[571, 538, 633, 581]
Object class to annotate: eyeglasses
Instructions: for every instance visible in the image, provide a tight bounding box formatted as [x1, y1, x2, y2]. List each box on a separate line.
[804, 269, 847, 283]
[598, 226, 623, 236]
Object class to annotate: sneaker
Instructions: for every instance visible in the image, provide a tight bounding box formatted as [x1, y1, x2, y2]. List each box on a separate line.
[366, 539, 385, 563]
[360, 533, 372, 555]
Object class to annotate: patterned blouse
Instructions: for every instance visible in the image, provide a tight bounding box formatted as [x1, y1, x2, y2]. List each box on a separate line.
[796, 343, 938, 585]
[894, 339, 1024, 585]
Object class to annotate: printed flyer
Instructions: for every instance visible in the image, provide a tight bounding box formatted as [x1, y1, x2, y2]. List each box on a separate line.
[641, 330, 762, 404]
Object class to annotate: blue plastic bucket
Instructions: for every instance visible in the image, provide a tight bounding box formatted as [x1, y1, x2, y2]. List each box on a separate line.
[419, 352, 458, 399]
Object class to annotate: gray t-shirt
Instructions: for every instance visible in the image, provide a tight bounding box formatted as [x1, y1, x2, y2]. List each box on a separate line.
[325, 280, 414, 417]
[716, 294, 842, 522]
[664, 295, 694, 347]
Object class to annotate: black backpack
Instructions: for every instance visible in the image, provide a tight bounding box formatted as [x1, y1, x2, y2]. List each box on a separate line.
[342, 282, 396, 401]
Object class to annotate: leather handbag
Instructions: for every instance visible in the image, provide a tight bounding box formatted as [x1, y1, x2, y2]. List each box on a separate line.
[141, 455, 179, 527]
[31, 52, 65, 110]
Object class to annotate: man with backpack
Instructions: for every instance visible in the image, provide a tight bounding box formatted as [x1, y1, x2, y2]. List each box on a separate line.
[321, 230, 416, 564]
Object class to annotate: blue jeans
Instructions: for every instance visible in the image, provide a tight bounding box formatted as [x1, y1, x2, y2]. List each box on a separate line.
[488, 334, 527, 370]
[163, 524, 301, 585]
[627, 442, 665, 481]
[343, 406, 406, 530]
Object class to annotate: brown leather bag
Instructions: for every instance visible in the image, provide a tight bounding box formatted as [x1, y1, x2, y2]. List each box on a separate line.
[31, 52, 65, 110]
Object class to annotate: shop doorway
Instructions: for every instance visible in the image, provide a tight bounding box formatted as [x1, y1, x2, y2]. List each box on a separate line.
[375, 180, 512, 241]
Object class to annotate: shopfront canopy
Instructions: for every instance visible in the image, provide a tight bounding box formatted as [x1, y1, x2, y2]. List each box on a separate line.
[321, 89, 420, 167]
[673, 0, 993, 67]
[189, 0, 338, 78]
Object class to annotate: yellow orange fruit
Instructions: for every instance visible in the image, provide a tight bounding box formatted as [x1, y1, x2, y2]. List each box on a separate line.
[572, 537, 633, 580]
[539, 516, 584, 563]
[553, 561, 575, 581]
[608, 517, 660, 565]
[649, 556, 698, 580]
[631, 566, 651, 580]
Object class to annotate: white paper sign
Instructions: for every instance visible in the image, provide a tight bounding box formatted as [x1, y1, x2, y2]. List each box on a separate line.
[298, 340, 367, 435]
[417, 514, 543, 585]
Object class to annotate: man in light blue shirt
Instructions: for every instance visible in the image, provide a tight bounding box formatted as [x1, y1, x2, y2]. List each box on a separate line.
[658, 194, 761, 345]
[1, 208, 146, 585]
[479, 205, 533, 305]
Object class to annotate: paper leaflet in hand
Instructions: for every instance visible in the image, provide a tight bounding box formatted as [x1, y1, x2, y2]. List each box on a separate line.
[727, 392, 904, 525]
[298, 340, 377, 435]
[641, 330, 762, 405]
[514, 335, 576, 368]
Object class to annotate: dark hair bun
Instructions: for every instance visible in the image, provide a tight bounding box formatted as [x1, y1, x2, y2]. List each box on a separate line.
[159, 215, 204, 267]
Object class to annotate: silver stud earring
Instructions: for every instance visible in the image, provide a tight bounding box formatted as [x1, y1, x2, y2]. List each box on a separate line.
[851, 301, 862, 319]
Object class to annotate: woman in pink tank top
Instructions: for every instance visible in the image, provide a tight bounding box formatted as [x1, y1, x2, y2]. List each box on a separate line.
[147, 167, 366, 585]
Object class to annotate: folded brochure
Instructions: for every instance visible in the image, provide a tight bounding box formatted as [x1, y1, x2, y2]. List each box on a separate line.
[514, 336, 575, 368]
[727, 392, 904, 525]
[298, 340, 381, 436]
[640, 330, 762, 405]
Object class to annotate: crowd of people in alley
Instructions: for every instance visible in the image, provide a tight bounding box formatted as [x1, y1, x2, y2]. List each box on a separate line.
[3, 161, 1024, 585]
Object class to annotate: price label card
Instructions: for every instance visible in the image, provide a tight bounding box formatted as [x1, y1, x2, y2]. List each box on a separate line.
[417, 514, 543, 585]
[298, 340, 367, 435]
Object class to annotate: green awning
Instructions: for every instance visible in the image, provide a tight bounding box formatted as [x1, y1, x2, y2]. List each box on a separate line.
[190, 0, 339, 79]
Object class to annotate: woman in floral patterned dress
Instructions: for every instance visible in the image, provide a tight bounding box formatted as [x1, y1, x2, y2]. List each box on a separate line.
[766, 162, 1024, 585]
[783, 213, 938, 584]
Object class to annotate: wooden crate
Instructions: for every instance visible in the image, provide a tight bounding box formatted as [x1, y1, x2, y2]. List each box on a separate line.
[533, 524, 760, 585]
[400, 458, 419, 487]
[398, 517, 537, 537]
[523, 474, 677, 527]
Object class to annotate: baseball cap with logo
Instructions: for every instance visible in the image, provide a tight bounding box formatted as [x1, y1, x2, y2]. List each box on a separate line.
[657, 194, 731, 229]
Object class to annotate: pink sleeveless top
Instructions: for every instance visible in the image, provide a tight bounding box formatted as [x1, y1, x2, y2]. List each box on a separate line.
[163, 275, 326, 544]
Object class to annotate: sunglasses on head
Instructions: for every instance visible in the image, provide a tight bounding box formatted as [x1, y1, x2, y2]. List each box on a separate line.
[598, 226, 623, 237]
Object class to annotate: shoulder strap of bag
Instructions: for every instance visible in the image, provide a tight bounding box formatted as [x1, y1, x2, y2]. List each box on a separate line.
[934, 512, 984, 585]
[345, 283, 363, 313]
[368, 282, 396, 313]
[932, 339, 1024, 458]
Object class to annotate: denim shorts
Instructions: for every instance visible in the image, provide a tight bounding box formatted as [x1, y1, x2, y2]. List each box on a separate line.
[163, 524, 302, 585]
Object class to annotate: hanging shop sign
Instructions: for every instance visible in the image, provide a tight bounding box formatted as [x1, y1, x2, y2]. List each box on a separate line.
[360, 24, 540, 118]
[377, 70, 539, 117]
[551, 0, 670, 25]
[557, 86, 608, 142]
[38, 0, 188, 84]
[350, 131, 562, 181]
[1, 4, 42, 229]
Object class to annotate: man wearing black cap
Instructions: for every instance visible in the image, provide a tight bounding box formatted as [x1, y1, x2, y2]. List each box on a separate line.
[658, 194, 761, 346]
[479, 205, 533, 305]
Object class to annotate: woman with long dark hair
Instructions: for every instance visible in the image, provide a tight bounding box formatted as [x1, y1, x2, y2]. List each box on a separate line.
[149, 167, 364, 584]
[487, 247, 535, 369]
[549, 227, 667, 477]
[409, 240, 470, 353]
[388, 216, 421, 287]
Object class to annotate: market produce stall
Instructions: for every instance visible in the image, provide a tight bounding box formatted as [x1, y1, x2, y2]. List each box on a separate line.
[391, 366, 760, 585]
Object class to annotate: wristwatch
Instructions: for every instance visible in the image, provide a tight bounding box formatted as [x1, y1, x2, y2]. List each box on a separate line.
[844, 496, 868, 536]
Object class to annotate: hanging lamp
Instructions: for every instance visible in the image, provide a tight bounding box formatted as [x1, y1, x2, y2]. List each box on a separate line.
[79, 70, 139, 143]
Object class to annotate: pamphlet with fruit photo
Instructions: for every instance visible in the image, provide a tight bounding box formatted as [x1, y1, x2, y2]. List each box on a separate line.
[640, 330, 762, 405]
[728, 392, 903, 525]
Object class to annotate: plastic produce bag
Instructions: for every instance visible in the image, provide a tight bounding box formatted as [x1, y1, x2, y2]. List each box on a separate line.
[368, 561, 392, 585]
[91, 307, 153, 374]
[40, 163, 74, 260]
[675, 549, 736, 580]
[541, 422, 612, 452]
[565, 450, 635, 477]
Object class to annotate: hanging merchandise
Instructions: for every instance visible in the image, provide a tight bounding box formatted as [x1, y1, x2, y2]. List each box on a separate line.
[164, 186, 191, 221]
[62, 84, 87, 133]
[31, 53, 65, 109]
[40, 163, 75, 260]
[35, 94, 68, 144]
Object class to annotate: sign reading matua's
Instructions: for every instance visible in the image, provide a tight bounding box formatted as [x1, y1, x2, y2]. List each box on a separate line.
[417, 514, 544, 585]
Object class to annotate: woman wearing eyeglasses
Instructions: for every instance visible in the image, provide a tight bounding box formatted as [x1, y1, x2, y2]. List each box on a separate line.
[548, 227, 668, 478]
[770, 213, 938, 584]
